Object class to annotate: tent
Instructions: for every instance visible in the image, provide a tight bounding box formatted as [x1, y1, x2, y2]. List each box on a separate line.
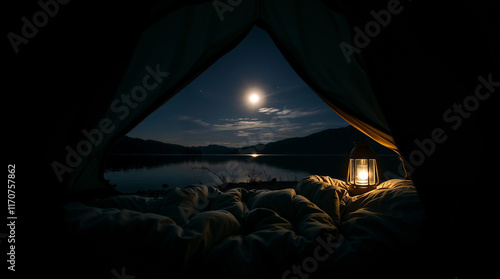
[6, 0, 497, 278]
[61, 1, 395, 193]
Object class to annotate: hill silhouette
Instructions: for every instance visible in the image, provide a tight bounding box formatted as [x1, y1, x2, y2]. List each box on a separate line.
[109, 137, 201, 154]
[237, 126, 394, 155]
[109, 126, 395, 155]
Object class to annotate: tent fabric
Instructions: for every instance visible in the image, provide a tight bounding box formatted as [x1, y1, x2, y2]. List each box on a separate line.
[65, 0, 395, 194]
[259, 0, 395, 149]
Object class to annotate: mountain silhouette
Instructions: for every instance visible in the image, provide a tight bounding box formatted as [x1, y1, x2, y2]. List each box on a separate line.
[109, 126, 395, 155]
[109, 137, 201, 154]
[238, 126, 394, 155]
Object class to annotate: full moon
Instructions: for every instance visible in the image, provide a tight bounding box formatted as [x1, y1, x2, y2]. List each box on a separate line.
[244, 87, 265, 108]
[249, 93, 260, 104]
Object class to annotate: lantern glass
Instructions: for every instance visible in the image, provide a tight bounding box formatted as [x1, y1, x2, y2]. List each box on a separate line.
[368, 159, 377, 185]
[347, 158, 379, 187]
[355, 159, 369, 185]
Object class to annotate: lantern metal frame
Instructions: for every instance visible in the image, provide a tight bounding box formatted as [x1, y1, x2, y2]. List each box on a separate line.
[346, 142, 380, 191]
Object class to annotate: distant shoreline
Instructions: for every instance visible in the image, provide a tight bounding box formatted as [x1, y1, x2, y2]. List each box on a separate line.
[109, 127, 397, 156]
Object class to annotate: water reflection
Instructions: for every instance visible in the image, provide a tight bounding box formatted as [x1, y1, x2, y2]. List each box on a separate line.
[104, 154, 401, 193]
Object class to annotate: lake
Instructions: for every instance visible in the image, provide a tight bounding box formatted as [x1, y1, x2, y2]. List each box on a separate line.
[104, 154, 403, 193]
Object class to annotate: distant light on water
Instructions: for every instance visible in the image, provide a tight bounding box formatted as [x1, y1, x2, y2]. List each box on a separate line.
[250, 154, 260, 158]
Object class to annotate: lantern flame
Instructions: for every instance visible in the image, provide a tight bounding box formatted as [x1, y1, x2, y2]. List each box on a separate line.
[355, 159, 369, 185]
[358, 170, 368, 180]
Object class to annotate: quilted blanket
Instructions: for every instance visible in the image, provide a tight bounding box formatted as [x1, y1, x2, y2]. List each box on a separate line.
[64, 176, 424, 278]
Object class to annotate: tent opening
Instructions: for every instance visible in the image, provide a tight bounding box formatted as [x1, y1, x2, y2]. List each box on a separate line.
[61, 0, 403, 196]
[103, 26, 403, 194]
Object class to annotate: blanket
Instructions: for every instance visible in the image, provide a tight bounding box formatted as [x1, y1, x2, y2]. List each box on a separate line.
[64, 176, 424, 278]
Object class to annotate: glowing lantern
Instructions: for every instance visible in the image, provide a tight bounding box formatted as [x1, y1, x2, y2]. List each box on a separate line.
[346, 142, 379, 190]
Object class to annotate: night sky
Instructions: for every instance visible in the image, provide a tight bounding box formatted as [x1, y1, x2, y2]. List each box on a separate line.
[127, 26, 349, 147]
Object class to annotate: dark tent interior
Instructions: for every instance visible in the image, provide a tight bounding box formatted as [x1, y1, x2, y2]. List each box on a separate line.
[5, 0, 497, 278]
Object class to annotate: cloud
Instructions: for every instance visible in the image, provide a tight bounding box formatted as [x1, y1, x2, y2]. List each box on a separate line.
[276, 109, 292, 115]
[220, 117, 259, 121]
[175, 114, 192, 121]
[258, 107, 321, 118]
[192, 119, 211, 127]
[310, 122, 328, 126]
[258, 107, 280, 115]
[176, 114, 211, 127]
[213, 120, 269, 131]
[235, 130, 252, 137]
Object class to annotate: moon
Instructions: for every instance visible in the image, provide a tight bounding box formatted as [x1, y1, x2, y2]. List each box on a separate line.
[245, 87, 264, 108]
[249, 93, 260, 104]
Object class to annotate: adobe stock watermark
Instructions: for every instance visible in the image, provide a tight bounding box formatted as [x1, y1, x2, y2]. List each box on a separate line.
[51, 64, 170, 183]
[212, 0, 243, 22]
[339, 0, 410, 64]
[384, 73, 499, 179]
[282, 234, 340, 279]
[7, 0, 71, 54]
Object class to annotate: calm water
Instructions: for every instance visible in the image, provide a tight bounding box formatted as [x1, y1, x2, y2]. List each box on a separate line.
[104, 154, 402, 193]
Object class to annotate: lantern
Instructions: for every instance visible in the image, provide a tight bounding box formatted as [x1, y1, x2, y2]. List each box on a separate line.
[346, 142, 379, 190]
